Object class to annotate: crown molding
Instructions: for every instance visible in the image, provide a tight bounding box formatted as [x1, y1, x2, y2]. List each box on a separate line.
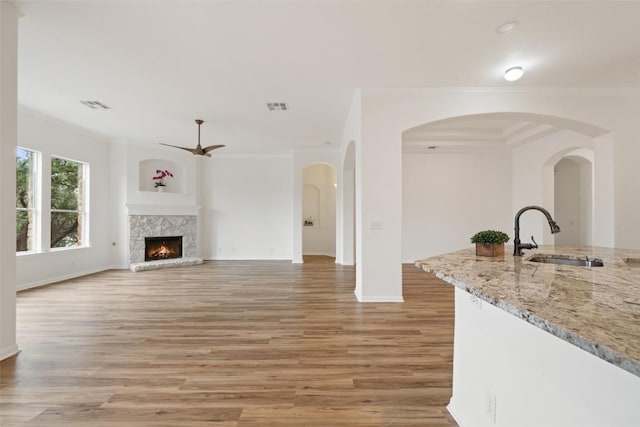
[361, 87, 640, 97]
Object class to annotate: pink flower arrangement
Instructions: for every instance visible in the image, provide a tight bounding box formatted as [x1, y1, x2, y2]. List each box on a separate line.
[153, 169, 174, 187]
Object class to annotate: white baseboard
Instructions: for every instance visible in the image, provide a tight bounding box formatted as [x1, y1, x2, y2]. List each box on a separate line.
[204, 256, 293, 261]
[0, 344, 20, 361]
[447, 402, 465, 427]
[302, 252, 336, 257]
[17, 266, 113, 291]
[353, 292, 404, 303]
[108, 264, 129, 270]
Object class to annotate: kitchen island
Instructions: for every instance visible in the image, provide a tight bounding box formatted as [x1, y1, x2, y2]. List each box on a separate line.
[416, 245, 640, 427]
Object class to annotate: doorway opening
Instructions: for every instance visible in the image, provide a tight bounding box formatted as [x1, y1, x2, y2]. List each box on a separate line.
[302, 163, 337, 260]
[554, 154, 593, 246]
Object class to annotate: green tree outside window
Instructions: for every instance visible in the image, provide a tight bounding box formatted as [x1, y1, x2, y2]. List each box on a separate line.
[16, 148, 35, 252]
[51, 157, 86, 248]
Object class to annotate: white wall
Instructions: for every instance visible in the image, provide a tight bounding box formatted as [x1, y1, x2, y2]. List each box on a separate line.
[201, 156, 293, 260]
[356, 88, 636, 300]
[302, 164, 336, 256]
[402, 150, 512, 262]
[339, 140, 356, 265]
[0, 1, 19, 360]
[108, 141, 128, 268]
[292, 150, 340, 263]
[16, 109, 113, 290]
[609, 97, 640, 250]
[449, 288, 640, 427]
[109, 142, 203, 266]
[579, 156, 593, 245]
[554, 158, 583, 246]
[511, 129, 611, 247]
[554, 158, 582, 245]
[356, 96, 404, 302]
[337, 92, 360, 267]
[124, 145, 198, 209]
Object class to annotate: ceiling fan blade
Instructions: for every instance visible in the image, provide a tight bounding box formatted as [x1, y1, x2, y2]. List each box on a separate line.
[159, 121, 227, 158]
[202, 144, 226, 153]
[159, 142, 197, 154]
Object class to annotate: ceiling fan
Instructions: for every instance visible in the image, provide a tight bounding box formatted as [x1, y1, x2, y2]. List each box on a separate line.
[160, 119, 225, 157]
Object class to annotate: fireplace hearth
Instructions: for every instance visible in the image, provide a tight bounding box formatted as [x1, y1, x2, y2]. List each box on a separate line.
[128, 214, 200, 271]
[145, 236, 182, 262]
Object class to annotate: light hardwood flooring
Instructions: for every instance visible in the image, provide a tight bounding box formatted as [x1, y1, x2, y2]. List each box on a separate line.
[1, 257, 456, 426]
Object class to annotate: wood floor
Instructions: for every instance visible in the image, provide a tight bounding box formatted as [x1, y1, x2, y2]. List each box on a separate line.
[0, 257, 456, 426]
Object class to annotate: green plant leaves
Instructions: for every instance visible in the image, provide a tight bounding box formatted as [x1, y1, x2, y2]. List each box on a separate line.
[470, 230, 510, 244]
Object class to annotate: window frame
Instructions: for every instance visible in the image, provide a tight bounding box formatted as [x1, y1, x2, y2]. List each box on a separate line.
[16, 147, 40, 254]
[49, 155, 90, 250]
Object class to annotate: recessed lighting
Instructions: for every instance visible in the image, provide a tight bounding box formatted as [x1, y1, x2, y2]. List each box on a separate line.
[267, 102, 288, 111]
[504, 66, 524, 82]
[496, 21, 519, 34]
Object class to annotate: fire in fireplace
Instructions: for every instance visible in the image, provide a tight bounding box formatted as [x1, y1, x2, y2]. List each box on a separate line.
[145, 236, 183, 262]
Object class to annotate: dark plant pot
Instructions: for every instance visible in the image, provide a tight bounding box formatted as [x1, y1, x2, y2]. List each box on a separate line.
[476, 243, 505, 257]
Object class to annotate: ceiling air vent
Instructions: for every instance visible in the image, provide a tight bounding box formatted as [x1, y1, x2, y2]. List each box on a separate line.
[266, 102, 288, 111]
[80, 100, 111, 110]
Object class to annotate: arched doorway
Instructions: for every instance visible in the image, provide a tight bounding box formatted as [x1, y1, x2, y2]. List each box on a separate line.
[340, 140, 355, 265]
[554, 153, 593, 246]
[401, 112, 612, 262]
[302, 163, 337, 260]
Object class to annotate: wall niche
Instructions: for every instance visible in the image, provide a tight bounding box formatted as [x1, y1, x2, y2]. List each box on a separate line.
[138, 159, 183, 193]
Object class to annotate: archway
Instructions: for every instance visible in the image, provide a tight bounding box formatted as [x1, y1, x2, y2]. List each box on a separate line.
[302, 163, 337, 260]
[554, 151, 593, 246]
[401, 112, 613, 262]
[339, 140, 355, 265]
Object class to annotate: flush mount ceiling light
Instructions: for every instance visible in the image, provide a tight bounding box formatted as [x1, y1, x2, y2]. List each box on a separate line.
[496, 21, 519, 34]
[504, 66, 524, 82]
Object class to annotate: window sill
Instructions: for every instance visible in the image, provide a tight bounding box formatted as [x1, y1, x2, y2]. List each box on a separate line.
[17, 246, 91, 256]
[50, 245, 90, 253]
[16, 250, 40, 257]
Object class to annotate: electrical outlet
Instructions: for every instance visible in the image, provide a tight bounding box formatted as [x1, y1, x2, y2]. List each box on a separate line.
[485, 389, 497, 423]
[370, 221, 384, 230]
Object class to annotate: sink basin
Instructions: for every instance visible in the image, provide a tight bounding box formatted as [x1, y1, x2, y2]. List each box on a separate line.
[528, 254, 604, 267]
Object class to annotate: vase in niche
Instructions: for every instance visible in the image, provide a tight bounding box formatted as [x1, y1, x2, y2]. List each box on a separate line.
[156, 186, 166, 192]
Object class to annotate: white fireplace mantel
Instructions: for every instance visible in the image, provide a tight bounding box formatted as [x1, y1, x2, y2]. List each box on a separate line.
[125, 203, 201, 217]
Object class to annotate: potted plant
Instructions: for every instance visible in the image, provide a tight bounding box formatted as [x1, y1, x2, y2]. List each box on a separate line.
[471, 229, 510, 257]
[153, 169, 174, 192]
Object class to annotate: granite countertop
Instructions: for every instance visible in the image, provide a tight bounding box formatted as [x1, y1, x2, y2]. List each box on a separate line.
[415, 245, 640, 377]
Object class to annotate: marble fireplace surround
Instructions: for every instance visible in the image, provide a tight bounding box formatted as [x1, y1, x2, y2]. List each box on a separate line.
[127, 204, 202, 271]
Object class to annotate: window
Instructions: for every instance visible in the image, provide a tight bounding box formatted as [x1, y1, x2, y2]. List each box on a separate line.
[16, 148, 38, 252]
[50, 157, 88, 248]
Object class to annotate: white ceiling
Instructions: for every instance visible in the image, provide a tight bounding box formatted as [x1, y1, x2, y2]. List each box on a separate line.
[15, 1, 640, 154]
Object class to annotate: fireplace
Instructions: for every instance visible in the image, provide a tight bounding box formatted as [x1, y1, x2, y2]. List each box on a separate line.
[145, 236, 183, 261]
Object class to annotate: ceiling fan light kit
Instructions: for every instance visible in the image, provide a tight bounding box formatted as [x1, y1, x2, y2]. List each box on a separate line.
[160, 119, 225, 157]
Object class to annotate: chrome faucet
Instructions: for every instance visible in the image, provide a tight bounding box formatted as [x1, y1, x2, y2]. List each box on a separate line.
[513, 206, 561, 256]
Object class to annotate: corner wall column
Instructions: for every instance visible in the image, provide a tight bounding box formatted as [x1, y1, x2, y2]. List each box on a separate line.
[355, 109, 403, 302]
[0, 1, 20, 360]
[593, 133, 615, 247]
